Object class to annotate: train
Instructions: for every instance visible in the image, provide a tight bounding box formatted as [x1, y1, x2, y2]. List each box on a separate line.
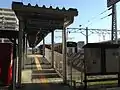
[38, 41, 84, 54]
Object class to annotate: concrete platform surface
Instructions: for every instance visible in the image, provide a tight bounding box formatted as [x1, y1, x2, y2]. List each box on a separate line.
[22, 70, 32, 83]
[16, 83, 72, 90]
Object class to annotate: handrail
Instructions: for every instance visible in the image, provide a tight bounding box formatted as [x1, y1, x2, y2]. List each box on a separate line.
[45, 48, 84, 87]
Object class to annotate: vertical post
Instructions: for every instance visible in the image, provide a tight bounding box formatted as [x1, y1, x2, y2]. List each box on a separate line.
[51, 31, 54, 68]
[62, 23, 67, 84]
[118, 54, 120, 86]
[13, 38, 16, 90]
[86, 27, 88, 44]
[25, 34, 27, 61]
[32, 48, 34, 54]
[70, 60, 72, 86]
[111, 4, 119, 85]
[84, 73, 87, 90]
[43, 38, 45, 58]
[22, 34, 25, 69]
[18, 21, 23, 86]
[111, 4, 117, 44]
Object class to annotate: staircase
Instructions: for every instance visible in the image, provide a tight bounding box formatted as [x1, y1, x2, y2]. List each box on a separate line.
[16, 55, 75, 90]
[26, 56, 63, 83]
[67, 50, 84, 72]
[32, 63, 63, 83]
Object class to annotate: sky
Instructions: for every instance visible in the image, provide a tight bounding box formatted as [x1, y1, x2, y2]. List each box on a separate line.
[1, 0, 120, 45]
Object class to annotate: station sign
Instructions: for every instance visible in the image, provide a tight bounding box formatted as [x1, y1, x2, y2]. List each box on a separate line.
[107, 0, 120, 7]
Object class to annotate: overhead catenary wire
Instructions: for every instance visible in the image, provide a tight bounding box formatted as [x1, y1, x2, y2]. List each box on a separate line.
[82, 7, 112, 27]
[85, 12, 112, 27]
[100, 13, 112, 20]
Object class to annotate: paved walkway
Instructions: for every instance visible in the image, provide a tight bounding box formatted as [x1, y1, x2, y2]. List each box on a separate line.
[22, 54, 63, 83]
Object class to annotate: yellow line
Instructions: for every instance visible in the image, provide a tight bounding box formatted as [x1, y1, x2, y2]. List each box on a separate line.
[34, 55, 48, 83]
[34, 56, 42, 70]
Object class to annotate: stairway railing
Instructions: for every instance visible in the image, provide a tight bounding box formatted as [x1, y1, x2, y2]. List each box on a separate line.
[45, 48, 84, 87]
[67, 50, 84, 87]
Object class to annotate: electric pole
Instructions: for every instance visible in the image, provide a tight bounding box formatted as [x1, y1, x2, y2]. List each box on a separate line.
[111, 4, 117, 44]
[86, 27, 88, 44]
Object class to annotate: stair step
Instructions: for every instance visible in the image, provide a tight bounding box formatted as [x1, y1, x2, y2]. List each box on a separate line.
[32, 73, 60, 78]
[32, 78, 63, 83]
[32, 69, 56, 73]
[24, 65, 52, 69]
[20, 83, 72, 90]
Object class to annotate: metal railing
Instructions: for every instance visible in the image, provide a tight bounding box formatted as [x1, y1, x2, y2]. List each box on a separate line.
[67, 51, 84, 87]
[45, 48, 85, 88]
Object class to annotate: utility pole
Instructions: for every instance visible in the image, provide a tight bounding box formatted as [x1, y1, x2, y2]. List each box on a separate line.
[111, 4, 117, 44]
[86, 27, 88, 44]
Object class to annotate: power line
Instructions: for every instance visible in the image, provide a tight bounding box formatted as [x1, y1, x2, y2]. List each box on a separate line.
[85, 12, 112, 27]
[55, 28, 120, 36]
[82, 8, 112, 27]
[100, 13, 112, 20]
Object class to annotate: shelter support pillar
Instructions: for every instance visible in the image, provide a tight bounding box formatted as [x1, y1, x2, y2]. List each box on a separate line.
[43, 38, 45, 58]
[13, 38, 17, 90]
[18, 21, 24, 86]
[22, 34, 25, 69]
[51, 31, 54, 68]
[62, 24, 67, 84]
[25, 34, 27, 61]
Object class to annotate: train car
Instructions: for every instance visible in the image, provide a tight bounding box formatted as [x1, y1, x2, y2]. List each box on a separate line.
[39, 44, 51, 55]
[67, 41, 77, 54]
[53, 42, 77, 54]
[39, 42, 77, 54]
[0, 43, 13, 86]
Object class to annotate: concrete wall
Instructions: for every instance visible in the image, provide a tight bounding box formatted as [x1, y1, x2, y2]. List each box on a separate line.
[45, 48, 52, 63]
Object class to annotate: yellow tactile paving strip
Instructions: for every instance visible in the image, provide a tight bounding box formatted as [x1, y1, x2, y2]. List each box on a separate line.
[27, 54, 42, 58]
[34, 55, 48, 83]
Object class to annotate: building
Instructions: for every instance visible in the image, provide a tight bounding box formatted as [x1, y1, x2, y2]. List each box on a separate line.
[0, 8, 18, 43]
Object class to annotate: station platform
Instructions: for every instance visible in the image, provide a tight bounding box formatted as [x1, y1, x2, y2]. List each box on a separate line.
[22, 54, 63, 83]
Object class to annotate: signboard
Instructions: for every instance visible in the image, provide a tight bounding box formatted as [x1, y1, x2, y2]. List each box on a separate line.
[107, 0, 120, 7]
